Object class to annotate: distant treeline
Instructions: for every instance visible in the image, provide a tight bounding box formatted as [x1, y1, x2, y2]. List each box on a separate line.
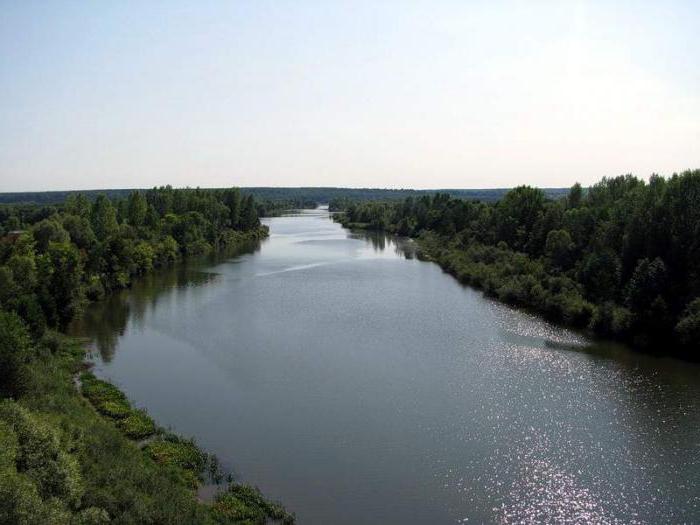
[333, 170, 700, 358]
[0, 186, 570, 206]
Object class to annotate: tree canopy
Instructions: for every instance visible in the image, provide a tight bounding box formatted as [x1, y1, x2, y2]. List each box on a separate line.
[333, 169, 700, 357]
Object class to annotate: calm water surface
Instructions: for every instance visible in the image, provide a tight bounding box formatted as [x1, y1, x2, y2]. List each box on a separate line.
[71, 208, 700, 524]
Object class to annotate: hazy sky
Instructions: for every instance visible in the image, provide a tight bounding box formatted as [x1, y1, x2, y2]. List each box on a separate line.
[1, 1, 699, 191]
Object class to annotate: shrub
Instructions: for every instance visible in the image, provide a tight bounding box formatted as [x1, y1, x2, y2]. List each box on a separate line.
[144, 436, 207, 475]
[117, 410, 156, 440]
[0, 400, 83, 507]
[97, 400, 131, 419]
[40, 330, 64, 354]
[80, 374, 132, 419]
[211, 484, 295, 525]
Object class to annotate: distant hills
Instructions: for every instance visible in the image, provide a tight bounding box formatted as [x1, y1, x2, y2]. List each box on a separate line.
[0, 186, 570, 205]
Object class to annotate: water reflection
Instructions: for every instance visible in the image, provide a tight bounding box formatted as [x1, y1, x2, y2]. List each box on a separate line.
[69, 241, 262, 361]
[348, 229, 417, 260]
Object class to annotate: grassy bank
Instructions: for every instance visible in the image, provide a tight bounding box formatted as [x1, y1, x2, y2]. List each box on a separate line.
[0, 332, 294, 524]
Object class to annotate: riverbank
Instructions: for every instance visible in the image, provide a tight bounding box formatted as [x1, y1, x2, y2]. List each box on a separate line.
[333, 212, 695, 360]
[0, 220, 297, 523]
[67, 208, 700, 523]
[0, 330, 295, 524]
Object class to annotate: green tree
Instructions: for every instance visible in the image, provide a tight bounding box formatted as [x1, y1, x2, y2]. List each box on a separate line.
[37, 242, 85, 326]
[90, 195, 118, 239]
[223, 188, 242, 229]
[567, 182, 584, 208]
[545, 229, 574, 269]
[239, 195, 260, 231]
[0, 312, 32, 397]
[0, 267, 18, 309]
[675, 298, 700, 348]
[578, 250, 621, 301]
[127, 191, 148, 228]
[31, 219, 69, 253]
[497, 186, 545, 249]
[64, 193, 92, 219]
[625, 257, 667, 314]
[62, 214, 96, 250]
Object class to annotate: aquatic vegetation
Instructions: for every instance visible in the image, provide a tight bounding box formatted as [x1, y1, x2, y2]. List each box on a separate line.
[80, 373, 132, 419]
[212, 483, 296, 525]
[117, 409, 157, 440]
[144, 435, 208, 474]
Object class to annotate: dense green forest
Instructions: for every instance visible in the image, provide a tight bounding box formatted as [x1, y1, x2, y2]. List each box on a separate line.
[333, 170, 700, 358]
[0, 187, 295, 523]
[0, 186, 569, 206]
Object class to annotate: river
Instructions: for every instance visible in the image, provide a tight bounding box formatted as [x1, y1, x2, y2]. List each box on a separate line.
[70, 207, 700, 524]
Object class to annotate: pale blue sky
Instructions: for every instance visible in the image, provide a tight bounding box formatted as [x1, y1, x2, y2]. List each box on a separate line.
[1, 1, 698, 191]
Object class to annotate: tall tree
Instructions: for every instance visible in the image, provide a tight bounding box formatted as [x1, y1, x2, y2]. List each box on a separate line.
[127, 191, 148, 228]
[91, 195, 118, 239]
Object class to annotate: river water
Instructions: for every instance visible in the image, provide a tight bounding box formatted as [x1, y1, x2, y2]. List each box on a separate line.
[70, 208, 700, 524]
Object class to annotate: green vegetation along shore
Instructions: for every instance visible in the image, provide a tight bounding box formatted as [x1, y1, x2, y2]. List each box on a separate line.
[0, 187, 295, 523]
[332, 170, 700, 359]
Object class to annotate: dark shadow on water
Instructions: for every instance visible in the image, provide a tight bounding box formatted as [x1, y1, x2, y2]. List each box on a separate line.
[68, 240, 263, 362]
[348, 229, 417, 260]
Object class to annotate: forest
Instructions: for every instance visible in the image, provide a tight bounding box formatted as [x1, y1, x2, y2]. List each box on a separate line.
[332, 170, 700, 358]
[0, 187, 295, 523]
[0, 186, 570, 206]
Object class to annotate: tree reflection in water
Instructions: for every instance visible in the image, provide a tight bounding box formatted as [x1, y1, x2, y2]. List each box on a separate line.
[68, 241, 262, 362]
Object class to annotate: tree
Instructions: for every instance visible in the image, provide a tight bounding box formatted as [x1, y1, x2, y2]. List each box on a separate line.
[90, 195, 118, 239]
[675, 298, 700, 349]
[579, 250, 621, 301]
[0, 267, 17, 308]
[127, 191, 148, 228]
[223, 188, 242, 229]
[37, 242, 85, 326]
[497, 186, 545, 249]
[31, 219, 69, 253]
[545, 229, 574, 269]
[0, 312, 32, 397]
[625, 257, 667, 314]
[239, 195, 259, 231]
[567, 182, 583, 208]
[62, 215, 96, 250]
[64, 193, 91, 219]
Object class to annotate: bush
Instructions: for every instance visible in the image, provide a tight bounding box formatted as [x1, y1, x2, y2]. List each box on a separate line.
[80, 374, 131, 419]
[117, 410, 156, 440]
[0, 400, 83, 507]
[212, 484, 295, 525]
[144, 436, 207, 475]
[40, 330, 64, 354]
